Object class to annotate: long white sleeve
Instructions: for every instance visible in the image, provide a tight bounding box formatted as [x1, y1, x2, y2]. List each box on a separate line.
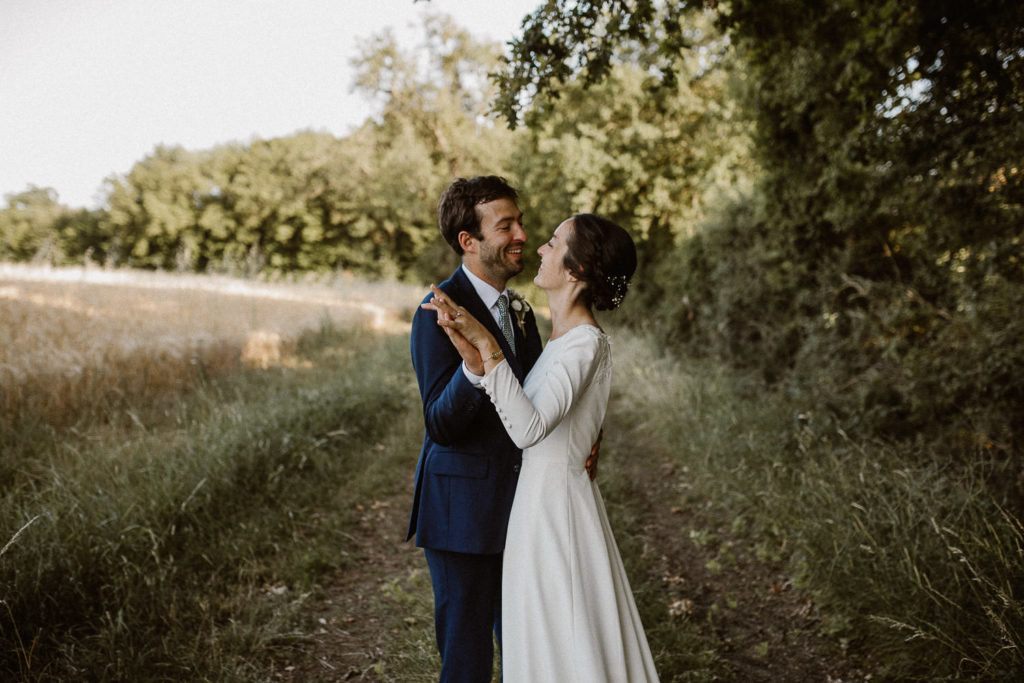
[479, 326, 604, 449]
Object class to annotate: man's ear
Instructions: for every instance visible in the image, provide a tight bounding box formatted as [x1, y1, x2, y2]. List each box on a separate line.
[457, 230, 477, 254]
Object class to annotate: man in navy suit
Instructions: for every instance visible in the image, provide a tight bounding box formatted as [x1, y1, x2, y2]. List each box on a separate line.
[408, 176, 543, 682]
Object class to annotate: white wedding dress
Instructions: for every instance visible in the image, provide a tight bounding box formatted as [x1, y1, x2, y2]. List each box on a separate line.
[480, 324, 659, 683]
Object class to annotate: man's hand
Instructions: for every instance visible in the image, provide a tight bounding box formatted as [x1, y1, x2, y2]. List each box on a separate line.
[585, 429, 603, 480]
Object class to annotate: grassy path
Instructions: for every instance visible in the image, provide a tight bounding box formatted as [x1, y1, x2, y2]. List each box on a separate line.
[596, 416, 871, 681]
[270, 329, 876, 682]
[4, 276, 1016, 679]
[1, 319, 880, 681]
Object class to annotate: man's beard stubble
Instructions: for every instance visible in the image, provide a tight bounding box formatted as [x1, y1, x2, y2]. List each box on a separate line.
[479, 241, 524, 284]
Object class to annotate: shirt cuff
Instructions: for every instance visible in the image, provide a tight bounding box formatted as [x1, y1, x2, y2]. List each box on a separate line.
[462, 361, 485, 386]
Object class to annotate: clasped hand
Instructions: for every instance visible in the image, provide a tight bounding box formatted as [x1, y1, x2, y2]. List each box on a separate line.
[421, 284, 500, 376]
[422, 284, 601, 481]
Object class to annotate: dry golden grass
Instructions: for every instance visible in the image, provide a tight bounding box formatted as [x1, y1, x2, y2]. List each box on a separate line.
[0, 263, 420, 430]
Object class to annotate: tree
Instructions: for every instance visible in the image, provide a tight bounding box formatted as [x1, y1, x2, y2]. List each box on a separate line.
[507, 13, 753, 312]
[103, 145, 211, 269]
[349, 12, 524, 281]
[499, 0, 1024, 444]
[0, 186, 67, 262]
[207, 132, 345, 272]
[89, 14, 521, 279]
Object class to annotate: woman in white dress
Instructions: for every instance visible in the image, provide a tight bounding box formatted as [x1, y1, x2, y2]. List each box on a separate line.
[424, 213, 660, 683]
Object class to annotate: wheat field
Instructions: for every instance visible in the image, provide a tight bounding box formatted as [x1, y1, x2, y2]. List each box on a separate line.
[0, 263, 421, 431]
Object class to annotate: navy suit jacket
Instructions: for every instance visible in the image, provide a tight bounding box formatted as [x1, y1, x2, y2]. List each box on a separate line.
[407, 267, 543, 555]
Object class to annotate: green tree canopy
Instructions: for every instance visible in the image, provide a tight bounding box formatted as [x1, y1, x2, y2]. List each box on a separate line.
[0, 186, 107, 264]
[505, 8, 753, 307]
[499, 0, 1024, 443]
[349, 12, 524, 281]
[84, 13, 522, 280]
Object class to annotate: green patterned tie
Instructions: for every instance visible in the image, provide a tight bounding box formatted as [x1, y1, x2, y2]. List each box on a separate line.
[497, 293, 516, 355]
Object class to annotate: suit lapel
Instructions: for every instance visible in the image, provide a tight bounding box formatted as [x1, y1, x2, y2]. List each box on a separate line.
[449, 269, 526, 381]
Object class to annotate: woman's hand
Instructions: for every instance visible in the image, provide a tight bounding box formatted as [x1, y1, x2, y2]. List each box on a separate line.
[421, 285, 501, 374]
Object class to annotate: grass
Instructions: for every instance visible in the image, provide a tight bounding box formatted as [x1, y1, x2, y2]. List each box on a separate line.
[0, 263, 416, 440]
[609, 327, 1024, 680]
[1, 321, 423, 680]
[0, 266, 423, 680]
[3, 267, 1020, 680]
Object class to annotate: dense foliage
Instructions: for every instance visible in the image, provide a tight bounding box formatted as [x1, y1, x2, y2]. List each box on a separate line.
[502, 0, 1024, 445]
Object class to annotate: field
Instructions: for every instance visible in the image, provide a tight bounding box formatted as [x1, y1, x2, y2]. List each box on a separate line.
[0, 264, 414, 432]
[1, 266, 1020, 681]
[0, 266, 425, 678]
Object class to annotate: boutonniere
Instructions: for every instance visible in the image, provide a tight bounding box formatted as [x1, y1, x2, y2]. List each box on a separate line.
[507, 289, 530, 335]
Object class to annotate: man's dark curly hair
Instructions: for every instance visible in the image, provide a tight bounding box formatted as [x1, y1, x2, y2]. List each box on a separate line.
[437, 176, 519, 255]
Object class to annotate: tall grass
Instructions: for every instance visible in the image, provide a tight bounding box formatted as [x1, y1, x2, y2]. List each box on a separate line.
[0, 265, 423, 680]
[0, 321, 423, 680]
[6, 266, 1020, 679]
[611, 327, 1024, 680]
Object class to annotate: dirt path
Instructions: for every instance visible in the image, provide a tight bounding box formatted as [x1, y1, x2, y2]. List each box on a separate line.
[608, 426, 876, 682]
[274, 421, 876, 682]
[269, 490, 423, 681]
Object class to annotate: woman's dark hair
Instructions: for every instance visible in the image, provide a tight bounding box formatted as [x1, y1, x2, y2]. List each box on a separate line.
[437, 176, 519, 254]
[563, 213, 637, 311]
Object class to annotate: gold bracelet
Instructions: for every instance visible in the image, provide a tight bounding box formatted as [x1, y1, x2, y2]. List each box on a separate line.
[488, 349, 504, 361]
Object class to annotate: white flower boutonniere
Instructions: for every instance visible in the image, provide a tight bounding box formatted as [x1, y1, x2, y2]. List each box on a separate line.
[507, 289, 530, 335]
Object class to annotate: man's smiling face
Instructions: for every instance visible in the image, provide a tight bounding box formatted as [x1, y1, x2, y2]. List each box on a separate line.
[465, 197, 526, 288]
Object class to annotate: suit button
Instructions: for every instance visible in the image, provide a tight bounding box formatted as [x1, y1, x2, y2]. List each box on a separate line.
[513, 464, 521, 473]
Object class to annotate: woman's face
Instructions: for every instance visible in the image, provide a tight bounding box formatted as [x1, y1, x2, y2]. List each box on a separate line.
[534, 218, 573, 290]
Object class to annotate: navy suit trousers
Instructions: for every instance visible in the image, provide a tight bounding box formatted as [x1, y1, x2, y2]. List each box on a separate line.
[423, 548, 502, 683]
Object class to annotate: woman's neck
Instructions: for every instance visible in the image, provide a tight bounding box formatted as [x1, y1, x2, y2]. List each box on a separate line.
[546, 287, 597, 340]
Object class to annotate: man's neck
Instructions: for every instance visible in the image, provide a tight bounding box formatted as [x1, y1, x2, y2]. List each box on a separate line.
[462, 261, 507, 293]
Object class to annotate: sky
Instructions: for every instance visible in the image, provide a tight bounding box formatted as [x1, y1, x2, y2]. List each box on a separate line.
[0, 0, 542, 209]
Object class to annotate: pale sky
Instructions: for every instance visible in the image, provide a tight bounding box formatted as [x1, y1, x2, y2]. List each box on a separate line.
[0, 0, 541, 209]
